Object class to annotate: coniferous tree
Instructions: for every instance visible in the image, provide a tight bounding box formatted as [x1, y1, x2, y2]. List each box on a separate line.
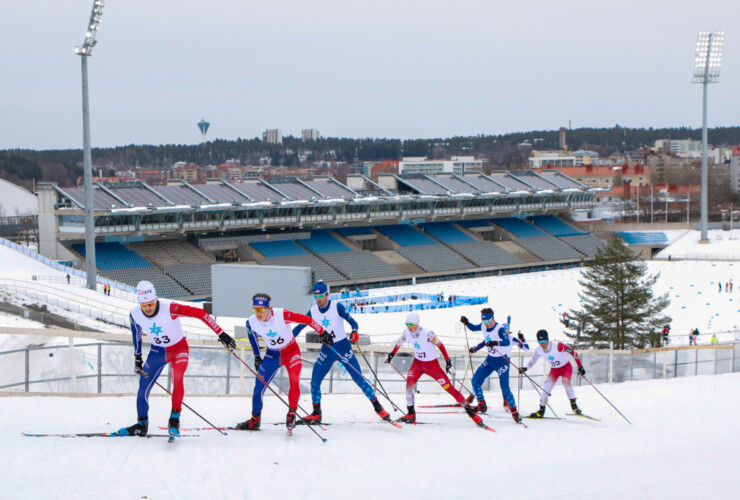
[562, 237, 671, 349]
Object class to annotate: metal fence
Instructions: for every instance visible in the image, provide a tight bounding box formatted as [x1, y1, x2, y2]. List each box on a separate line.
[1, 341, 737, 398]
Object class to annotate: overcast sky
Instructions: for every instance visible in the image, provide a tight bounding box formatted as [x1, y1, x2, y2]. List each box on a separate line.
[0, 1, 737, 150]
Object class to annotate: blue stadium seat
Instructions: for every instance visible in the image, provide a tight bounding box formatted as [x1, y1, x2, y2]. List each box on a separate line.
[494, 218, 547, 238]
[529, 215, 585, 237]
[297, 231, 351, 254]
[419, 222, 474, 244]
[72, 242, 152, 271]
[250, 240, 308, 258]
[375, 225, 435, 247]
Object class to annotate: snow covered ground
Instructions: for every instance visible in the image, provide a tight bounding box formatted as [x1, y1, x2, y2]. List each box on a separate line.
[1, 373, 738, 499]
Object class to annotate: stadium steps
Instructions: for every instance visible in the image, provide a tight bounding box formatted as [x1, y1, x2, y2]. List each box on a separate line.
[416, 230, 478, 269]
[453, 223, 487, 242]
[374, 249, 424, 274]
[496, 240, 541, 263]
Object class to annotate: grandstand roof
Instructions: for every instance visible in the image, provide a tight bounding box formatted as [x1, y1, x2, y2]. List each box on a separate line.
[47, 170, 592, 212]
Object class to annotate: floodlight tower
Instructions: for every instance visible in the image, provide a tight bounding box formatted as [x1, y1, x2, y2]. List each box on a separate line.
[693, 31, 724, 243]
[74, 0, 104, 290]
[198, 119, 210, 143]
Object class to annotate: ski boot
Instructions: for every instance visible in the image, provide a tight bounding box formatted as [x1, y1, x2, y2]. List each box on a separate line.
[475, 400, 488, 414]
[372, 399, 391, 422]
[286, 408, 297, 433]
[235, 414, 261, 430]
[464, 404, 483, 425]
[570, 398, 583, 416]
[398, 405, 416, 424]
[168, 410, 181, 437]
[529, 405, 546, 418]
[466, 393, 476, 405]
[510, 406, 523, 423]
[301, 403, 322, 425]
[118, 417, 148, 436]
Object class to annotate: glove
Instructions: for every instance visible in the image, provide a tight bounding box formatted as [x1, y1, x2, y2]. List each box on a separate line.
[385, 352, 395, 364]
[468, 347, 476, 354]
[348, 329, 359, 343]
[218, 332, 236, 350]
[519, 367, 527, 374]
[507, 315, 511, 324]
[517, 332, 525, 341]
[134, 354, 144, 374]
[578, 366, 586, 377]
[460, 316, 469, 325]
[319, 330, 334, 347]
[445, 359, 453, 374]
[486, 340, 499, 348]
[254, 356, 262, 371]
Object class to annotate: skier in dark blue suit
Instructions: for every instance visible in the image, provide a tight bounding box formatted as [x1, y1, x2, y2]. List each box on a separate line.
[461, 308, 522, 423]
[293, 281, 391, 424]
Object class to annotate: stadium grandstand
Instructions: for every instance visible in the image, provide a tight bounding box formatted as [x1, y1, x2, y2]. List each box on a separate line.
[36, 170, 603, 299]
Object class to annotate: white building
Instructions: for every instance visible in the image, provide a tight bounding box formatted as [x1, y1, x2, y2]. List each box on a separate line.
[301, 129, 320, 141]
[262, 129, 283, 144]
[654, 139, 702, 156]
[398, 156, 482, 175]
[528, 150, 600, 169]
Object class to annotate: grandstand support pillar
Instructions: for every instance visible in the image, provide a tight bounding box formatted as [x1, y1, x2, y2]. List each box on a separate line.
[225, 350, 231, 395]
[239, 346, 245, 394]
[25, 348, 30, 392]
[81, 55, 97, 290]
[97, 343, 102, 393]
[69, 336, 77, 392]
[609, 342, 613, 384]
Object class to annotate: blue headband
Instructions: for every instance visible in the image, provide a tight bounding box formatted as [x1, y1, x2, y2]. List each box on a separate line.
[253, 296, 270, 308]
[481, 313, 494, 321]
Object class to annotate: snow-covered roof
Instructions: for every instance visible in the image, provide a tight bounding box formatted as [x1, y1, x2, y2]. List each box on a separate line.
[0, 179, 37, 216]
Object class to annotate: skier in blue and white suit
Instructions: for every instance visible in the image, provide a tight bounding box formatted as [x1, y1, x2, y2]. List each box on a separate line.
[460, 307, 522, 424]
[293, 281, 391, 424]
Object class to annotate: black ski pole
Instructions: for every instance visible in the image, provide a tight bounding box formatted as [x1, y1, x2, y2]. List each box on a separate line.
[153, 381, 226, 436]
[354, 343, 404, 413]
[581, 374, 632, 425]
[227, 349, 327, 442]
[461, 324, 477, 397]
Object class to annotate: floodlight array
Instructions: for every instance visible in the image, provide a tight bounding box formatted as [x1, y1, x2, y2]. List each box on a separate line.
[693, 31, 724, 83]
[74, 0, 105, 56]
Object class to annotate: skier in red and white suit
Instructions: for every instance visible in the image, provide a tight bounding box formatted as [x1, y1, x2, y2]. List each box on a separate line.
[236, 292, 328, 432]
[520, 329, 586, 418]
[119, 280, 235, 437]
[385, 312, 481, 425]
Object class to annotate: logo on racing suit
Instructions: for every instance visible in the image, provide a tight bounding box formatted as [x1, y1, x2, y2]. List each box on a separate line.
[266, 329, 278, 337]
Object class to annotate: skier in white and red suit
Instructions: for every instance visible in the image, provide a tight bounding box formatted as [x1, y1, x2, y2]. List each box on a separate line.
[385, 312, 482, 425]
[520, 329, 586, 418]
[119, 280, 235, 437]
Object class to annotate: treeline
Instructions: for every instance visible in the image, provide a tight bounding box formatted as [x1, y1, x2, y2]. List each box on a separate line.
[0, 152, 82, 192]
[5, 126, 740, 174]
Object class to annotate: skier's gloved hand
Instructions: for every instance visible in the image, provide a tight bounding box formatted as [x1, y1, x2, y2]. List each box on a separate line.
[134, 354, 143, 374]
[218, 332, 236, 350]
[519, 367, 528, 374]
[468, 347, 477, 354]
[578, 366, 586, 377]
[460, 316, 469, 325]
[319, 330, 334, 347]
[507, 315, 511, 324]
[445, 359, 453, 374]
[517, 332, 525, 341]
[486, 340, 499, 348]
[348, 329, 359, 343]
[385, 352, 395, 364]
[254, 356, 262, 371]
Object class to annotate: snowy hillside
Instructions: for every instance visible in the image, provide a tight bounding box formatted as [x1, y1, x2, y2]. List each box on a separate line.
[1, 373, 738, 499]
